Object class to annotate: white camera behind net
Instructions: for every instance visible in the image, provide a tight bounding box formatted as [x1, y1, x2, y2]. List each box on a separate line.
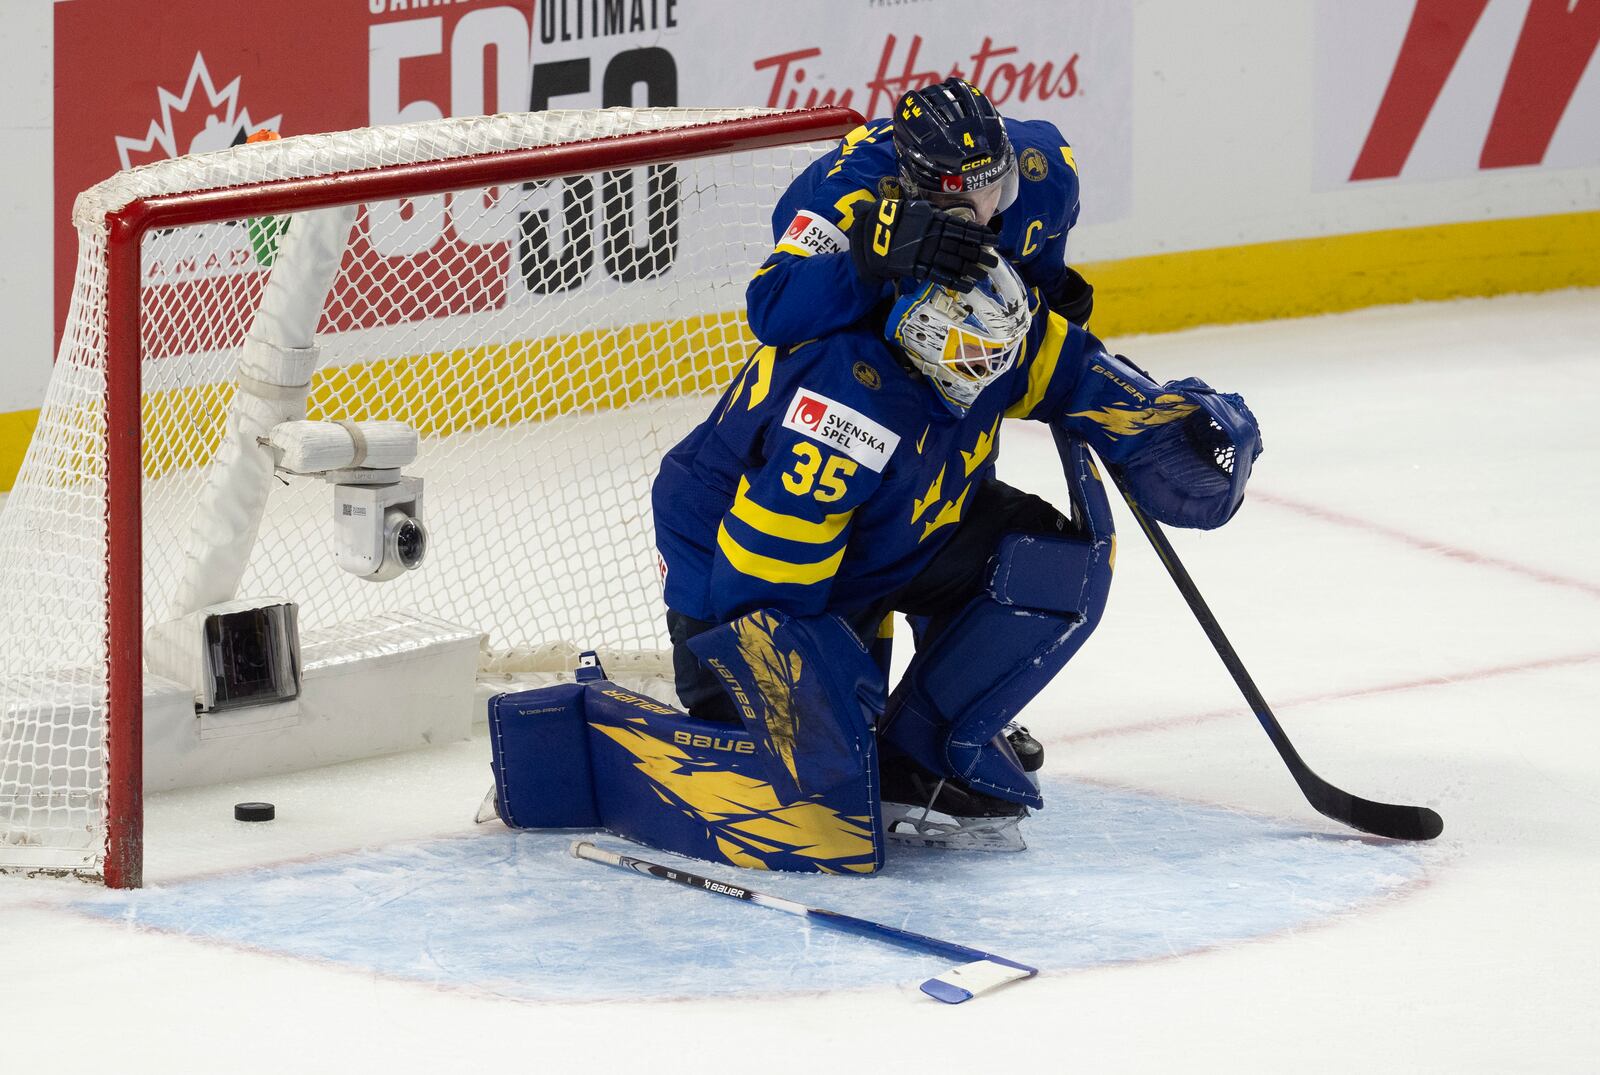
[265, 420, 428, 582]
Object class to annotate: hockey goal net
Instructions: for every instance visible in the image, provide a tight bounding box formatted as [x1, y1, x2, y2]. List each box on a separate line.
[0, 106, 860, 886]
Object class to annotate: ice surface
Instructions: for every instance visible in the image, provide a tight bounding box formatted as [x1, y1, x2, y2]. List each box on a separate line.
[64, 778, 1424, 1003]
[3, 290, 1598, 1073]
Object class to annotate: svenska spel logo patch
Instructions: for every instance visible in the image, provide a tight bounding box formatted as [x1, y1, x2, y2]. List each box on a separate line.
[775, 211, 846, 257]
[782, 389, 900, 472]
[789, 393, 829, 430]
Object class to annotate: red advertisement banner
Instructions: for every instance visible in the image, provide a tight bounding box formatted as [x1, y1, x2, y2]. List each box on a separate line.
[52, 0, 1117, 352]
[1352, 0, 1600, 180]
[55, 0, 683, 348]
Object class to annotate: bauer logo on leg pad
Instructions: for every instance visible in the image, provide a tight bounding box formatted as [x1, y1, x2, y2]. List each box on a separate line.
[583, 685, 883, 874]
[672, 728, 755, 754]
[491, 676, 882, 873]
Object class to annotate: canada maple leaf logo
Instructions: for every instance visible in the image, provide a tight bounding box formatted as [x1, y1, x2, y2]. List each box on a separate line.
[114, 52, 282, 169]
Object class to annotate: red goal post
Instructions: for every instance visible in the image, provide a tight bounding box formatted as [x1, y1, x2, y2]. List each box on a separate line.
[0, 106, 864, 888]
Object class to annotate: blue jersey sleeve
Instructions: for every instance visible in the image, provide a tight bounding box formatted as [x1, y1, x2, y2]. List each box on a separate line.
[997, 119, 1082, 308]
[1003, 311, 1199, 465]
[744, 122, 897, 347]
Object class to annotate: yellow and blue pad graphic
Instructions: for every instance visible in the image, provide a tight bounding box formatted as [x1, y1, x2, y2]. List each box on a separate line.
[68, 777, 1428, 1004]
[486, 662, 881, 874]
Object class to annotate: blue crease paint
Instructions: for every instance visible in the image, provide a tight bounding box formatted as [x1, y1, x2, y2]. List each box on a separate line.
[72, 778, 1426, 1002]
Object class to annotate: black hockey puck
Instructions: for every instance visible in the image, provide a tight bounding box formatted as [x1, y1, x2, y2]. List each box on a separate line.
[234, 802, 275, 822]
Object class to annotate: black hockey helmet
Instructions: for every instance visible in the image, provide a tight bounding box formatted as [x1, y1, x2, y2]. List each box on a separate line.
[892, 78, 1018, 212]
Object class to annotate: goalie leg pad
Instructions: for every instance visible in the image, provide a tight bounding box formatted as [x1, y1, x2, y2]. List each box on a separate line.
[486, 657, 883, 874]
[882, 454, 1116, 807]
[486, 682, 601, 829]
[686, 609, 886, 804]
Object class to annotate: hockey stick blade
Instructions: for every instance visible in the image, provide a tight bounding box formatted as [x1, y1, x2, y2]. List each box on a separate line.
[920, 958, 1036, 1004]
[572, 841, 1038, 1002]
[1107, 469, 1443, 841]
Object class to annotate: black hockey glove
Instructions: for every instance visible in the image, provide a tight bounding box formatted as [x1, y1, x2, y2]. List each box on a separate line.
[1046, 265, 1095, 325]
[849, 197, 998, 290]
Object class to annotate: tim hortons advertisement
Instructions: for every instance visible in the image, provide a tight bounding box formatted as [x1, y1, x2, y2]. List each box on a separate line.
[682, 0, 1132, 224]
[1316, 0, 1600, 187]
[53, 0, 1129, 348]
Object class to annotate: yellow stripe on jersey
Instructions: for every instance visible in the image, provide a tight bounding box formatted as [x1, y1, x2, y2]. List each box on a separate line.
[961, 415, 1000, 477]
[746, 346, 776, 410]
[1006, 310, 1071, 420]
[716, 523, 847, 586]
[832, 189, 877, 233]
[720, 348, 776, 420]
[731, 476, 853, 544]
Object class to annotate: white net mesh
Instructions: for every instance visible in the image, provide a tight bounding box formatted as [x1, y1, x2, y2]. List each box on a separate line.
[0, 107, 839, 877]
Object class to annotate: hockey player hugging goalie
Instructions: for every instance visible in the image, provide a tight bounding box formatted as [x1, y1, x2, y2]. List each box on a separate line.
[479, 77, 1259, 872]
[480, 255, 1261, 873]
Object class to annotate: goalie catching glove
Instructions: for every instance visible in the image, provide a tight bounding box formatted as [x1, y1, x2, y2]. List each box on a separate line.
[849, 197, 998, 290]
[1059, 355, 1263, 531]
[1116, 378, 1261, 530]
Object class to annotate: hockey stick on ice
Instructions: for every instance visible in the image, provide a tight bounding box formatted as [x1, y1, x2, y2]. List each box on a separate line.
[1107, 470, 1444, 841]
[571, 841, 1036, 1003]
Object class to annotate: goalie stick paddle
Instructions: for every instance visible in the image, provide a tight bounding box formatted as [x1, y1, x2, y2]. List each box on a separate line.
[571, 841, 1036, 1003]
[1107, 471, 1443, 841]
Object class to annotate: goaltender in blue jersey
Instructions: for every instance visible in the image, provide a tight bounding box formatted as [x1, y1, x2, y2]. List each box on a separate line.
[655, 258, 1262, 852]
[745, 77, 1093, 352]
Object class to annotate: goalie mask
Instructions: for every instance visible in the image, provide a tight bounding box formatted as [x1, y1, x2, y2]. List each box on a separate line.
[888, 259, 1032, 415]
[893, 78, 1019, 223]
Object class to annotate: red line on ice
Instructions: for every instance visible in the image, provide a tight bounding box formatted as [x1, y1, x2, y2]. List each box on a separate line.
[1249, 489, 1600, 601]
[1052, 649, 1600, 746]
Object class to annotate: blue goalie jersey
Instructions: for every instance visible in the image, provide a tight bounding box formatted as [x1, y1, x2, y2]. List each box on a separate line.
[654, 308, 1172, 626]
[744, 116, 1082, 348]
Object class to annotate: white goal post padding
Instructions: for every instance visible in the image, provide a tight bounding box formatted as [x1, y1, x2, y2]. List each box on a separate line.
[0, 105, 860, 884]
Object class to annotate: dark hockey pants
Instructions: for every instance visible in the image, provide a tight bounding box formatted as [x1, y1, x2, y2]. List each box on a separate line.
[667, 479, 1069, 725]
